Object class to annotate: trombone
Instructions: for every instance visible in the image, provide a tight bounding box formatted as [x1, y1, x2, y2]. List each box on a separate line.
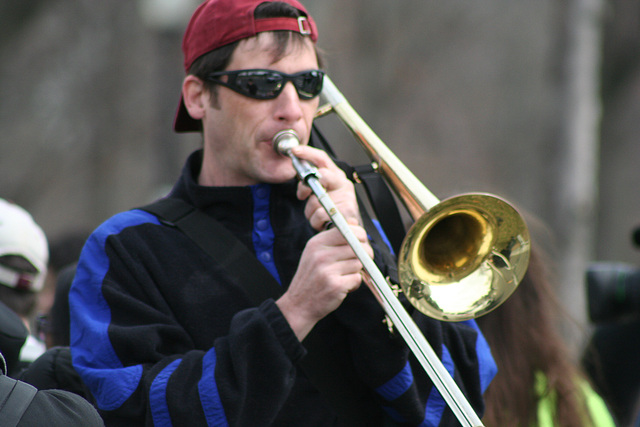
[273, 76, 531, 427]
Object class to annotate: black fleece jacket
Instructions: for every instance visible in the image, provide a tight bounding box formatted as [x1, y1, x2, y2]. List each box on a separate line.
[69, 150, 495, 426]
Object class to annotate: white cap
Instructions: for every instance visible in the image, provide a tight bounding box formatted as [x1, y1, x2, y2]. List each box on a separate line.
[0, 198, 49, 292]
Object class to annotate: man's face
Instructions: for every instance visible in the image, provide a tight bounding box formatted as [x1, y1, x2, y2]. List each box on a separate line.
[199, 33, 320, 186]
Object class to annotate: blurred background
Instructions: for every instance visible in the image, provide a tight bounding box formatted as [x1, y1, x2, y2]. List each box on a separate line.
[1, 0, 639, 355]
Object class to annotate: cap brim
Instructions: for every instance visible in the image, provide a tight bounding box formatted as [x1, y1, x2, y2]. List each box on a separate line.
[173, 95, 203, 133]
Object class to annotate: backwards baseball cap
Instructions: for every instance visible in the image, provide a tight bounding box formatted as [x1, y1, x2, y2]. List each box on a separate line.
[174, 0, 318, 133]
[0, 198, 49, 292]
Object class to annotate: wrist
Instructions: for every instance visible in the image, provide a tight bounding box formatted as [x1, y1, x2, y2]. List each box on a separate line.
[259, 300, 306, 363]
[276, 294, 316, 341]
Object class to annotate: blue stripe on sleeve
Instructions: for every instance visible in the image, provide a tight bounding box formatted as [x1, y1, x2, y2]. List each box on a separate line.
[422, 345, 454, 427]
[150, 359, 182, 426]
[462, 319, 497, 392]
[371, 218, 395, 256]
[375, 360, 413, 401]
[69, 209, 160, 410]
[198, 349, 229, 427]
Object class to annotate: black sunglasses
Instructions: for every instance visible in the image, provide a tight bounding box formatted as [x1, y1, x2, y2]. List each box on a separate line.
[205, 69, 325, 100]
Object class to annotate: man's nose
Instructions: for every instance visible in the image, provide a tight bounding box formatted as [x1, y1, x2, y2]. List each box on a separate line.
[274, 82, 304, 122]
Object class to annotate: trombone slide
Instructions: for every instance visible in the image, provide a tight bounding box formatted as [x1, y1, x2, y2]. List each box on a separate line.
[273, 130, 485, 427]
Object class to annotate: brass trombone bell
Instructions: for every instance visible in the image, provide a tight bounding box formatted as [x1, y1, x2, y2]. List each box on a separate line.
[399, 193, 530, 321]
[317, 76, 531, 322]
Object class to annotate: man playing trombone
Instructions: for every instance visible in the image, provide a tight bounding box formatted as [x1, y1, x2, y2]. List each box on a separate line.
[69, 1, 497, 425]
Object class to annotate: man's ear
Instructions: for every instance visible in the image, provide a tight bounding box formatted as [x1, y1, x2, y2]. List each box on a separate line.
[182, 75, 208, 120]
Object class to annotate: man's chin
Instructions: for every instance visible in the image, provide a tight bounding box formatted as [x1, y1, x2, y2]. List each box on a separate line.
[262, 164, 297, 184]
[263, 173, 298, 185]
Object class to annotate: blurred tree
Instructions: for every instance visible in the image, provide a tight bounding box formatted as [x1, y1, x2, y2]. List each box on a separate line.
[0, 0, 45, 42]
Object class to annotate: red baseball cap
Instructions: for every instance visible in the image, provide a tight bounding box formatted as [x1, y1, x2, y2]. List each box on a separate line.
[174, 0, 318, 133]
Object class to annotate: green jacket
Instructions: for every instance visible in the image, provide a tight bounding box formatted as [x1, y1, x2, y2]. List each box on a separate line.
[535, 372, 616, 426]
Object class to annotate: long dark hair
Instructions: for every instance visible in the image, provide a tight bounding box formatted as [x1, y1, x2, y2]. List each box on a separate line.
[477, 245, 594, 426]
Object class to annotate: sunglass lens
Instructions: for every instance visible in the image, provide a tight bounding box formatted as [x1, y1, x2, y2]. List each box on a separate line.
[230, 70, 323, 100]
[235, 71, 283, 99]
[294, 71, 324, 99]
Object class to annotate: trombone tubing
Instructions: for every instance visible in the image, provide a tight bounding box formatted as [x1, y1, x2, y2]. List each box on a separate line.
[318, 76, 440, 221]
[278, 135, 484, 427]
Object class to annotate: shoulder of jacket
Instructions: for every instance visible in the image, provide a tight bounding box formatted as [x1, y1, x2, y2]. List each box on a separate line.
[91, 209, 163, 240]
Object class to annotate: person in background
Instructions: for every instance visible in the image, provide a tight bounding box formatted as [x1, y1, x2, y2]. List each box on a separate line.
[21, 236, 88, 396]
[0, 297, 103, 426]
[0, 298, 29, 377]
[37, 231, 89, 321]
[581, 255, 640, 426]
[477, 243, 616, 426]
[69, 0, 496, 425]
[19, 262, 91, 400]
[0, 198, 48, 370]
[37, 262, 76, 349]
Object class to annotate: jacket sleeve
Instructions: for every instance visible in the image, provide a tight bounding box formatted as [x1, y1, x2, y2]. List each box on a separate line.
[332, 237, 497, 426]
[69, 211, 306, 426]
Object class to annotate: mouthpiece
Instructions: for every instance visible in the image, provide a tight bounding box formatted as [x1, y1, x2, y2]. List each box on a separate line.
[272, 129, 319, 182]
[273, 129, 301, 156]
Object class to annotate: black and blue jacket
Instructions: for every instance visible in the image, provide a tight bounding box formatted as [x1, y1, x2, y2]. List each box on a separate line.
[69, 150, 497, 426]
